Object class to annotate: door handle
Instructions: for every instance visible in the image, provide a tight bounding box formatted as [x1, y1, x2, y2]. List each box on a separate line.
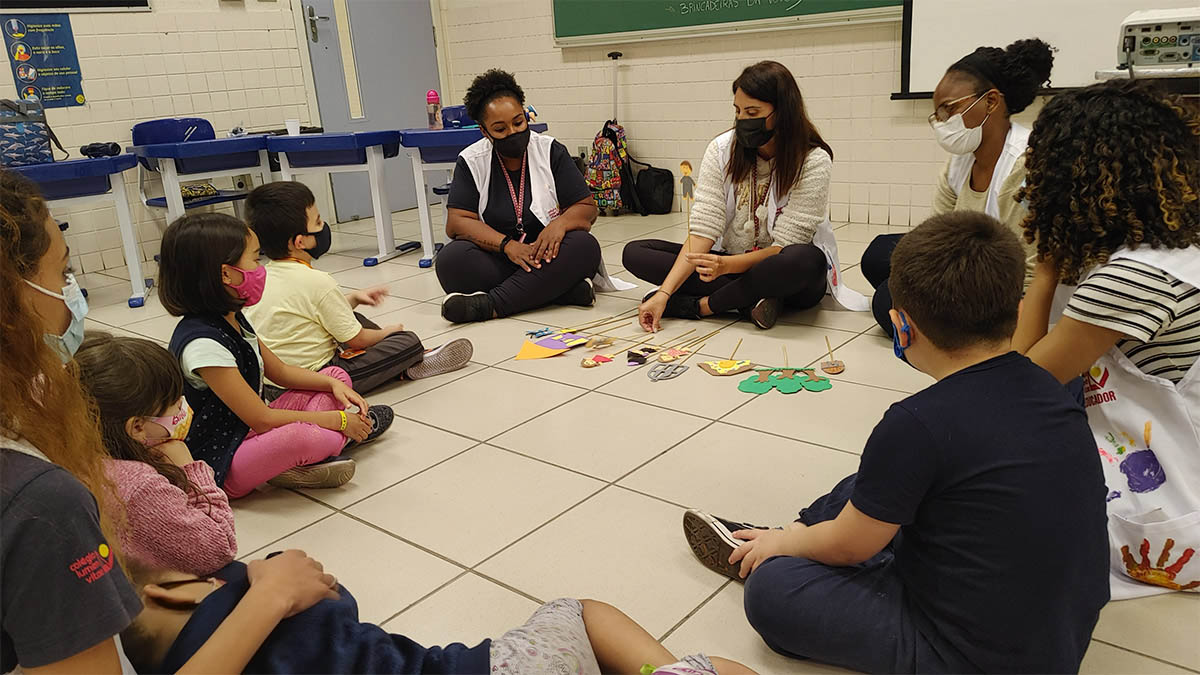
[307, 5, 330, 43]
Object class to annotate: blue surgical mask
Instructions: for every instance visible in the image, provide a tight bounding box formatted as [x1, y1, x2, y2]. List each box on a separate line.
[25, 273, 88, 362]
[892, 311, 911, 361]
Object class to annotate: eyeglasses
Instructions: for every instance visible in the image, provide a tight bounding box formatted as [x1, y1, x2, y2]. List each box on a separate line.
[927, 91, 989, 126]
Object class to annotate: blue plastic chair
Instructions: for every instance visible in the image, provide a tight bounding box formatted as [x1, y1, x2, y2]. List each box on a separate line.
[130, 117, 271, 223]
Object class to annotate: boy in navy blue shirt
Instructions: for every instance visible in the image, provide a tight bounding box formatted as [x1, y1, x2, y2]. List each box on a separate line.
[684, 212, 1110, 674]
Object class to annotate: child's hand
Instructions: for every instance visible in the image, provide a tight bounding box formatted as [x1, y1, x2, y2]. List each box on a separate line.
[330, 380, 368, 418]
[155, 439, 195, 467]
[728, 526, 802, 578]
[342, 411, 370, 442]
[349, 286, 388, 307]
[246, 550, 339, 618]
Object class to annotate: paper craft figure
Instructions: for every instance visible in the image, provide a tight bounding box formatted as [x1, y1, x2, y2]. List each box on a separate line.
[515, 331, 588, 360]
[679, 161, 695, 214]
[627, 346, 658, 366]
[821, 336, 845, 375]
[699, 359, 753, 376]
[586, 335, 615, 350]
[647, 342, 705, 381]
[738, 368, 832, 395]
[581, 354, 614, 368]
[657, 347, 694, 363]
[526, 327, 555, 338]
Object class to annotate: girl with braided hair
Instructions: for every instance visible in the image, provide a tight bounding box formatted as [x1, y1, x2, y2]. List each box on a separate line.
[861, 38, 1053, 337]
[1013, 79, 1200, 599]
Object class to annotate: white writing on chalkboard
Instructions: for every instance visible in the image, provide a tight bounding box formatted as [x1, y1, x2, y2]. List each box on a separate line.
[679, 0, 804, 15]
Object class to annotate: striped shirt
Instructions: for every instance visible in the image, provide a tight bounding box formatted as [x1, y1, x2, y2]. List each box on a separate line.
[1064, 257, 1200, 384]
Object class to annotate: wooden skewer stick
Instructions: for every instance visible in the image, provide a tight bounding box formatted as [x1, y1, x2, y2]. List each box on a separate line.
[825, 336, 835, 364]
[565, 310, 637, 333]
[662, 328, 698, 350]
[729, 338, 743, 360]
[680, 327, 721, 350]
[783, 346, 789, 368]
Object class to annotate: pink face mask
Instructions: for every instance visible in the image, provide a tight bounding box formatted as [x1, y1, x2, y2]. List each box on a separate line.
[227, 264, 267, 306]
[142, 397, 193, 447]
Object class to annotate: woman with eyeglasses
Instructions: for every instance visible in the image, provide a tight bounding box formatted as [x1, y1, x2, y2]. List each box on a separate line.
[861, 39, 1054, 337]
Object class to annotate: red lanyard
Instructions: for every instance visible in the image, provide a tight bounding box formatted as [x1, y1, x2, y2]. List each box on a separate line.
[750, 161, 769, 251]
[499, 150, 528, 242]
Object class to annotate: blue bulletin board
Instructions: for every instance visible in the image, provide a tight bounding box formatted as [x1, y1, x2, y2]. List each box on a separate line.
[2, 14, 85, 108]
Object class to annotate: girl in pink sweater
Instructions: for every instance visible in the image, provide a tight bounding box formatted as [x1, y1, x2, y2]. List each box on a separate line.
[76, 333, 237, 576]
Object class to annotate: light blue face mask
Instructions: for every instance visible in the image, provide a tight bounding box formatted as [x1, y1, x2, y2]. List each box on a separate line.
[25, 273, 88, 362]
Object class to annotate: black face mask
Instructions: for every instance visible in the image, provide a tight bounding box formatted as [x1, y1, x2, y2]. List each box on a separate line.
[303, 222, 332, 259]
[735, 115, 775, 149]
[490, 127, 530, 159]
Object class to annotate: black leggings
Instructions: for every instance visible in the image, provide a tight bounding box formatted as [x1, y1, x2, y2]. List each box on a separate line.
[434, 230, 602, 317]
[861, 233, 903, 337]
[621, 239, 827, 314]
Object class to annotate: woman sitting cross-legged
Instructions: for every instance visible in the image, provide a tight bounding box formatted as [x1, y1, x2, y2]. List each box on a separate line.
[436, 69, 604, 323]
[624, 61, 866, 332]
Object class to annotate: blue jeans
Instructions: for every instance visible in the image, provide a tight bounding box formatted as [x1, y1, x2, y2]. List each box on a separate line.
[742, 475, 968, 673]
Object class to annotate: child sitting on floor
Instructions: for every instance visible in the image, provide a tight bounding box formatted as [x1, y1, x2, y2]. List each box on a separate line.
[683, 211, 1111, 673]
[76, 333, 237, 576]
[158, 212, 394, 496]
[119, 550, 755, 675]
[243, 182, 472, 394]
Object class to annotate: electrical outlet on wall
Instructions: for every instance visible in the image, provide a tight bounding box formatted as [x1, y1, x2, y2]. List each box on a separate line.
[577, 145, 588, 158]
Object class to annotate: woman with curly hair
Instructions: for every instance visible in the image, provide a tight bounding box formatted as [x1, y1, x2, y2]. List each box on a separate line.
[1013, 80, 1200, 598]
[862, 38, 1053, 336]
[436, 69, 604, 323]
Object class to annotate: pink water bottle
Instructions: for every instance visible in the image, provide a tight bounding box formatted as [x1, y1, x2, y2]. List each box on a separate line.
[426, 89, 443, 130]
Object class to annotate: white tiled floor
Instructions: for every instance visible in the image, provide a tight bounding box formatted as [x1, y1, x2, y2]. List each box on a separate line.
[84, 208, 1197, 674]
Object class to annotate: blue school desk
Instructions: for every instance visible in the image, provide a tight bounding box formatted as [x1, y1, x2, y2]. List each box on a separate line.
[11, 154, 150, 307]
[398, 123, 549, 269]
[266, 131, 403, 267]
[128, 133, 273, 226]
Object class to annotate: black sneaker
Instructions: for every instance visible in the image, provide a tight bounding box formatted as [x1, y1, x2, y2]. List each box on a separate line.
[555, 278, 595, 307]
[642, 289, 702, 320]
[682, 509, 770, 581]
[748, 297, 780, 330]
[441, 291, 494, 323]
[267, 456, 356, 489]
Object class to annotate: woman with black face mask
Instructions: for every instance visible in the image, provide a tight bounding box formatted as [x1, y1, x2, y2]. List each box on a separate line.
[623, 61, 865, 332]
[436, 69, 605, 323]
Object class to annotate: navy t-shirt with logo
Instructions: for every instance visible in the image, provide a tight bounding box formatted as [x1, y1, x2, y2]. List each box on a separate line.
[1, 449, 141, 671]
[446, 139, 590, 241]
[851, 352, 1111, 673]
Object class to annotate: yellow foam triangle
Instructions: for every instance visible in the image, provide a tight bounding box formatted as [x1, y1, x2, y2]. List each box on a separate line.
[515, 340, 569, 360]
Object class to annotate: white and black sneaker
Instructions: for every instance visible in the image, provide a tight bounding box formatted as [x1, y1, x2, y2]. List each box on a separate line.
[441, 291, 494, 323]
[682, 509, 770, 581]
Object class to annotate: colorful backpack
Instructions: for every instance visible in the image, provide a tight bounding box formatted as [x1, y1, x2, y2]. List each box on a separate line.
[585, 120, 625, 211]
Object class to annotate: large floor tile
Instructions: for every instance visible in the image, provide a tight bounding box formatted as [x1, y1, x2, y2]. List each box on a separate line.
[621, 423, 860, 526]
[330, 231, 390, 258]
[385, 270, 448, 302]
[396, 367, 583, 440]
[311, 253, 366, 274]
[777, 295, 878, 333]
[1079, 641, 1193, 674]
[477, 486, 725, 638]
[662, 583, 853, 673]
[723, 378, 905, 454]
[1093, 593, 1200, 670]
[513, 293, 638, 329]
[598, 355, 757, 420]
[300, 419, 477, 508]
[85, 319, 157, 342]
[591, 215, 684, 242]
[838, 264, 874, 295]
[832, 240, 869, 268]
[491, 392, 709, 481]
[369, 362, 487, 407]
[347, 445, 604, 566]
[427, 317, 556, 366]
[268, 514, 461, 624]
[600, 242, 628, 269]
[827, 334, 935, 394]
[86, 290, 171, 324]
[834, 222, 908, 244]
[123, 313, 182, 343]
[332, 262, 422, 291]
[367, 302, 455, 341]
[384, 572, 540, 649]
[232, 487, 335, 557]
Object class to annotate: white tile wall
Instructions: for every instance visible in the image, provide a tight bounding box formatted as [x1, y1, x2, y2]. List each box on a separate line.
[437, 0, 1043, 231]
[0, 0, 313, 274]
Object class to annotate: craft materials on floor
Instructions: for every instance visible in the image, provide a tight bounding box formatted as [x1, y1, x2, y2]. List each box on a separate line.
[821, 336, 845, 374]
[656, 327, 721, 363]
[698, 338, 753, 376]
[737, 347, 832, 395]
[514, 311, 637, 361]
[582, 334, 651, 368]
[525, 327, 555, 338]
[647, 341, 706, 382]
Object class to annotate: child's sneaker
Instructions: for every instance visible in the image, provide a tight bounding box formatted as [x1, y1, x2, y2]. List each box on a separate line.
[682, 509, 770, 581]
[405, 338, 473, 380]
[361, 405, 394, 444]
[268, 456, 356, 489]
[649, 654, 718, 675]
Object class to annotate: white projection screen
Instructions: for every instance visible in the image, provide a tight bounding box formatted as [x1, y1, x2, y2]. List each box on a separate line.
[903, 0, 1199, 94]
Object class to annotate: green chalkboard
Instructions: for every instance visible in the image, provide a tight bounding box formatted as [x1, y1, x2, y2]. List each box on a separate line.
[553, 0, 902, 42]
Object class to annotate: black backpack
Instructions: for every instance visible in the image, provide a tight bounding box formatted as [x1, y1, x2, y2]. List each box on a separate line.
[629, 157, 674, 215]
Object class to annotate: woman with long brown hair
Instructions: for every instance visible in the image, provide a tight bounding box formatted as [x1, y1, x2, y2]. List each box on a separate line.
[624, 60, 866, 331]
[0, 170, 344, 673]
